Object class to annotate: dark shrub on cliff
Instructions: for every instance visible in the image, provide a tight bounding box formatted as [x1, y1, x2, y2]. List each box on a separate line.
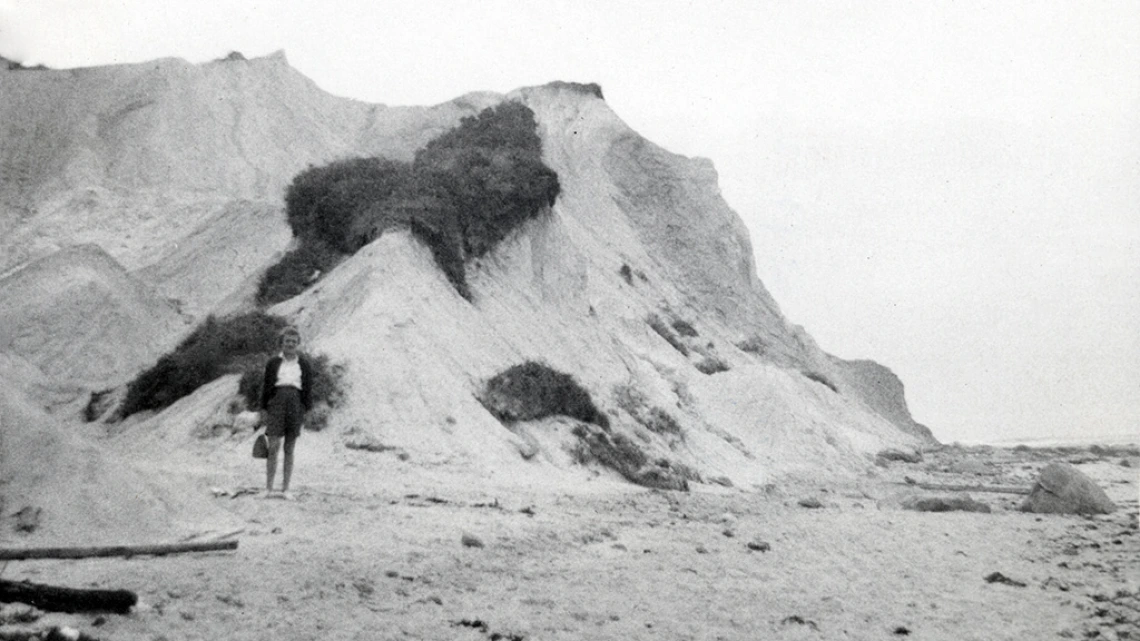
[265, 101, 559, 301]
[480, 361, 608, 429]
[256, 238, 343, 306]
[122, 312, 289, 416]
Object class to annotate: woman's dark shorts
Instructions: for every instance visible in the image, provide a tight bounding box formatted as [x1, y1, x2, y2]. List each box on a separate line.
[266, 387, 304, 440]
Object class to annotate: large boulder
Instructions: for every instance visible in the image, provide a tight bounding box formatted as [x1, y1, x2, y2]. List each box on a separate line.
[1020, 462, 1116, 515]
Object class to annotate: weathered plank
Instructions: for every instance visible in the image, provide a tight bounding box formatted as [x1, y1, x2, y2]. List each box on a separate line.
[0, 539, 238, 561]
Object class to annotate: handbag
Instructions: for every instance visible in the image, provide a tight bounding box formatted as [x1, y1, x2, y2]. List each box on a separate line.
[252, 432, 269, 459]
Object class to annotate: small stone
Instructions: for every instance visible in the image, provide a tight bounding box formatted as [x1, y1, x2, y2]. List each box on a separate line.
[695, 545, 708, 554]
[461, 532, 485, 548]
[427, 595, 443, 605]
[180, 611, 195, 621]
[984, 572, 1026, 587]
[798, 497, 823, 509]
[722, 528, 735, 538]
[747, 540, 771, 552]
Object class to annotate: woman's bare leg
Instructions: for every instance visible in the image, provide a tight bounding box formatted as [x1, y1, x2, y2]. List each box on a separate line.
[282, 436, 296, 493]
[266, 436, 283, 492]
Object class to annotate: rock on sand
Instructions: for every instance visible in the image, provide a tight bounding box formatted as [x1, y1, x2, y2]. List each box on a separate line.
[1020, 462, 1116, 515]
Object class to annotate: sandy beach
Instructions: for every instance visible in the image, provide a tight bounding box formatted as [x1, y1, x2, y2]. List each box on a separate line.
[4, 439, 1135, 641]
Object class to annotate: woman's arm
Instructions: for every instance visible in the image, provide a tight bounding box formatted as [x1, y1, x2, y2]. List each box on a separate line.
[259, 358, 278, 411]
[300, 356, 314, 411]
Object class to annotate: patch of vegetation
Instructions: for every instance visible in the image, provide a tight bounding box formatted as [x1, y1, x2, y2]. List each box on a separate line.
[695, 357, 730, 375]
[256, 238, 343, 306]
[613, 385, 683, 438]
[570, 425, 690, 491]
[671, 319, 698, 337]
[414, 101, 560, 259]
[647, 314, 689, 356]
[619, 263, 633, 285]
[802, 370, 839, 393]
[122, 312, 290, 417]
[543, 80, 605, 100]
[480, 361, 609, 429]
[260, 101, 560, 303]
[84, 389, 116, 423]
[736, 335, 769, 356]
[122, 313, 344, 421]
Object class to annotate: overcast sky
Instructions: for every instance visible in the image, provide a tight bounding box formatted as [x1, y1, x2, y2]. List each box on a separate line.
[2, 0, 1137, 444]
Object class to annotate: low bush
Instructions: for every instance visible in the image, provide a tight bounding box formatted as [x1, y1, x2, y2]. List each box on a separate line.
[695, 357, 730, 375]
[256, 238, 343, 306]
[123, 313, 345, 422]
[648, 314, 689, 356]
[84, 389, 117, 423]
[264, 101, 560, 303]
[613, 385, 683, 438]
[571, 425, 690, 491]
[285, 157, 410, 254]
[802, 370, 839, 393]
[480, 361, 609, 429]
[122, 312, 290, 416]
[671, 319, 698, 337]
[414, 102, 560, 259]
[736, 335, 769, 355]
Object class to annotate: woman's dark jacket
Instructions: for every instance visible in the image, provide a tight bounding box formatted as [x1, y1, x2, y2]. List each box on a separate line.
[260, 354, 314, 412]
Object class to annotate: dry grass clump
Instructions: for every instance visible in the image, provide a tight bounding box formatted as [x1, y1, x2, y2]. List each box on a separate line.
[619, 263, 633, 285]
[480, 361, 609, 429]
[570, 425, 690, 491]
[695, 357, 730, 375]
[736, 335, 769, 356]
[671, 319, 698, 337]
[613, 385, 683, 438]
[647, 313, 689, 356]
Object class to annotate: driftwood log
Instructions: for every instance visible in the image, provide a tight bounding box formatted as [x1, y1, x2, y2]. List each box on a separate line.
[0, 579, 137, 613]
[0, 540, 237, 562]
[914, 482, 1030, 495]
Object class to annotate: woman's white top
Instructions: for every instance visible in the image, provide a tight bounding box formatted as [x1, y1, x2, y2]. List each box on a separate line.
[275, 354, 303, 389]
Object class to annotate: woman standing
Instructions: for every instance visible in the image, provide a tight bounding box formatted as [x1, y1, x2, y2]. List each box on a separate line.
[259, 326, 314, 499]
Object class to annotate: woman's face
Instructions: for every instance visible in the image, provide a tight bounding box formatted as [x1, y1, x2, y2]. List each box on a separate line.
[282, 334, 300, 357]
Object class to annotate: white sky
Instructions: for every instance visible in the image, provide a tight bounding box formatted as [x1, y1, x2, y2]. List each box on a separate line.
[2, 0, 1137, 443]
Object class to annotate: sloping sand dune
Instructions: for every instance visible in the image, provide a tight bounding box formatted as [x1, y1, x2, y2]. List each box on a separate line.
[0, 244, 187, 387]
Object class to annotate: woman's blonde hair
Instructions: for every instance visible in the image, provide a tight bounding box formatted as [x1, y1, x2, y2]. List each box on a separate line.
[278, 326, 301, 345]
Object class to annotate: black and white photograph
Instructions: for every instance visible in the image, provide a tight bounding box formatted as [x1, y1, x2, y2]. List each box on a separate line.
[0, 1, 1136, 639]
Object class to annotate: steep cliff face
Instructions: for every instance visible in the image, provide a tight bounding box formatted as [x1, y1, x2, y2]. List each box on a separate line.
[0, 52, 487, 276]
[0, 54, 933, 501]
